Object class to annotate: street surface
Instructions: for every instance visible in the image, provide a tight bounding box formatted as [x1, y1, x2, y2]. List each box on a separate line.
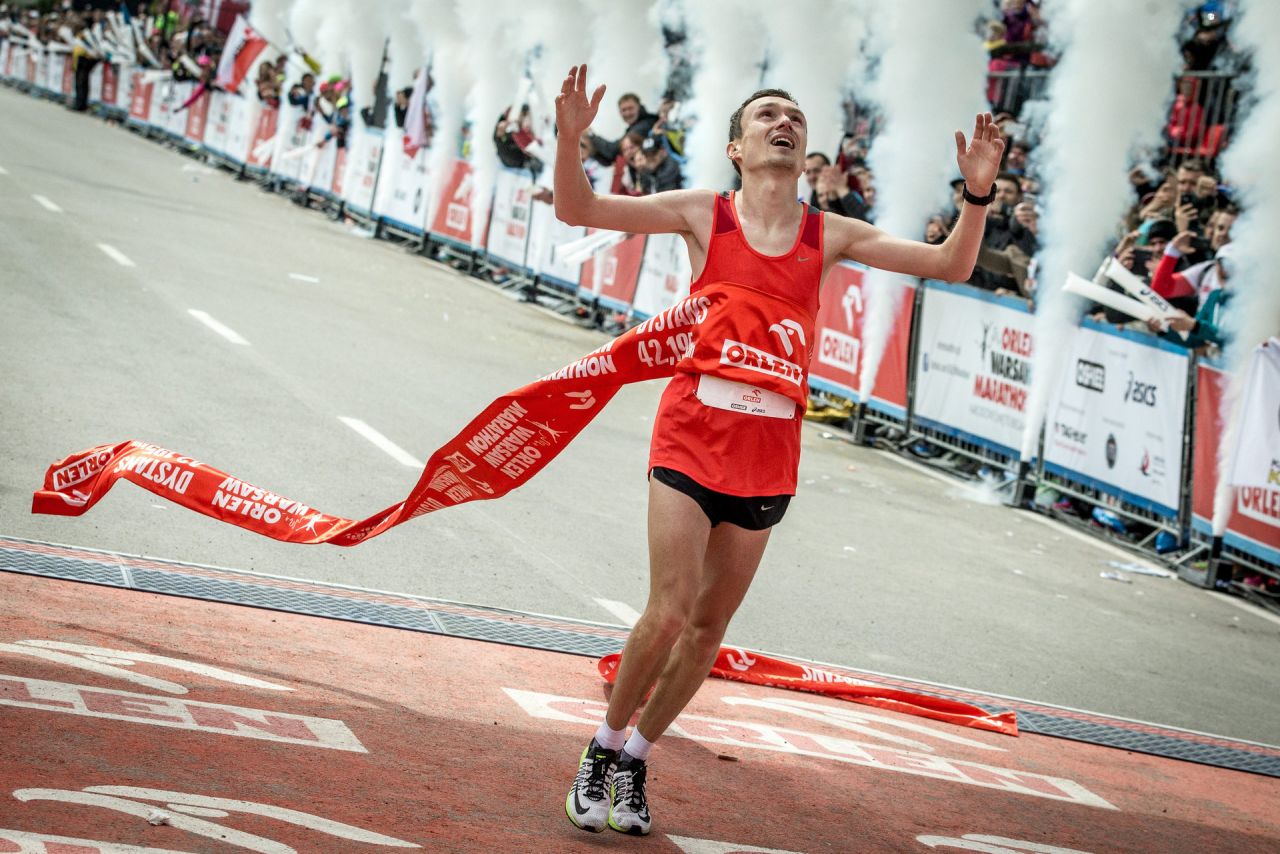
[2, 85, 1277, 746]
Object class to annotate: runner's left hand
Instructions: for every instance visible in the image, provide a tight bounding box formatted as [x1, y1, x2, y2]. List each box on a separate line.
[954, 113, 1005, 196]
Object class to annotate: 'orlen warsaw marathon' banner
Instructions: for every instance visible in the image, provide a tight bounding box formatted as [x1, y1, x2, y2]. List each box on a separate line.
[1042, 321, 1191, 518]
[1194, 347, 1280, 565]
[912, 281, 1034, 455]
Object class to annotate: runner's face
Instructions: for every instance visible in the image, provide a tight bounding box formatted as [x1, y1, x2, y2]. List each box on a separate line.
[732, 97, 806, 177]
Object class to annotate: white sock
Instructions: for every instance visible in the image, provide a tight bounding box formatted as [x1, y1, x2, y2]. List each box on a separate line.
[594, 721, 626, 751]
[622, 729, 655, 762]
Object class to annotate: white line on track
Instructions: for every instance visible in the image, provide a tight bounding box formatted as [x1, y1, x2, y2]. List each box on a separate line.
[187, 309, 250, 346]
[31, 194, 62, 213]
[594, 598, 641, 627]
[96, 243, 136, 267]
[289, 273, 320, 283]
[338, 417, 423, 468]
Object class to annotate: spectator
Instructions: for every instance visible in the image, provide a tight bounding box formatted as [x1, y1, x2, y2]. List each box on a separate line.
[804, 152, 869, 220]
[586, 93, 659, 166]
[1003, 139, 1031, 176]
[635, 136, 682, 194]
[1147, 240, 1235, 350]
[970, 173, 1034, 292]
[289, 73, 317, 111]
[393, 86, 413, 128]
[494, 105, 541, 173]
[1166, 76, 1205, 147]
[609, 131, 646, 196]
[1181, 8, 1229, 72]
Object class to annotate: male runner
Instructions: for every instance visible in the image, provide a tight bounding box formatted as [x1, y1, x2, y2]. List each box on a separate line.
[554, 64, 1003, 835]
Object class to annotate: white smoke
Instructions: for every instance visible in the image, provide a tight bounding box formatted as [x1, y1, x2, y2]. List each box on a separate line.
[681, 1, 769, 192]
[761, 0, 873, 167]
[247, 0, 291, 50]
[1016, 0, 1185, 461]
[586, 0, 667, 140]
[455, 3, 525, 246]
[405, 1, 470, 232]
[1212, 0, 1280, 533]
[386, 6, 423, 93]
[857, 0, 989, 402]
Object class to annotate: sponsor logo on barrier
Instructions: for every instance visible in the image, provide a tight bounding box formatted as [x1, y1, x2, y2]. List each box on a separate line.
[1139, 449, 1166, 480]
[1237, 487, 1280, 528]
[446, 203, 468, 231]
[1124, 372, 1158, 407]
[1076, 358, 1106, 392]
[1105, 434, 1118, 469]
[721, 340, 804, 386]
[1268, 459, 1280, 486]
[1053, 422, 1088, 448]
[818, 328, 859, 373]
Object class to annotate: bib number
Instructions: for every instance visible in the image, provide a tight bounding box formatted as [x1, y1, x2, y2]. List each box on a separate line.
[695, 375, 796, 419]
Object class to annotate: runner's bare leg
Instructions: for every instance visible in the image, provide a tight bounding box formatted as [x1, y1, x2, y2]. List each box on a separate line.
[604, 478, 711, 731]
[633, 521, 771, 740]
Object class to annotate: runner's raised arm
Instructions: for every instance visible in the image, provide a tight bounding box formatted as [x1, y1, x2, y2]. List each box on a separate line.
[553, 64, 711, 238]
[823, 112, 1005, 283]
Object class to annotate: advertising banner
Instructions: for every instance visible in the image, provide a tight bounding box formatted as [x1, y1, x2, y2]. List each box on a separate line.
[528, 202, 585, 291]
[485, 168, 535, 269]
[371, 136, 431, 232]
[268, 109, 311, 182]
[60, 52, 73, 95]
[429, 159, 477, 248]
[807, 264, 914, 418]
[336, 126, 384, 214]
[1193, 361, 1280, 564]
[0, 40, 10, 77]
[912, 282, 1034, 456]
[88, 61, 102, 103]
[127, 72, 153, 123]
[246, 105, 278, 169]
[631, 232, 691, 320]
[1042, 322, 1190, 517]
[223, 95, 257, 163]
[183, 88, 211, 143]
[1229, 340, 1280, 492]
[578, 231, 646, 310]
[102, 63, 120, 107]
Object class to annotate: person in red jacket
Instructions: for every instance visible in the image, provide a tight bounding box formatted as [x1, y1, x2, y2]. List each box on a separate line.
[553, 64, 1004, 836]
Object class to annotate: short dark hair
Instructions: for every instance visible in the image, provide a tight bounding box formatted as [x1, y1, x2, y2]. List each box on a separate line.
[1179, 158, 1206, 174]
[618, 92, 641, 106]
[806, 152, 831, 165]
[728, 88, 798, 143]
[728, 88, 798, 176]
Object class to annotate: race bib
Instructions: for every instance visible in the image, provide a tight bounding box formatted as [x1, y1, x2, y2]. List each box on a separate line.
[695, 375, 797, 419]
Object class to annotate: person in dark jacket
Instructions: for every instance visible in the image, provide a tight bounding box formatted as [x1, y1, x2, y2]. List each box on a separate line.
[586, 92, 659, 166]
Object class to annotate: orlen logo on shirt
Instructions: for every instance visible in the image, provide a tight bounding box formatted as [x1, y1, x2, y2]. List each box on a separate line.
[721, 340, 803, 386]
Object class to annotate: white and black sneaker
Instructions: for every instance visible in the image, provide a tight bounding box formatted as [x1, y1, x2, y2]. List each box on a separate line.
[608, 752, 652, 835]
[565, 739, 618, 833]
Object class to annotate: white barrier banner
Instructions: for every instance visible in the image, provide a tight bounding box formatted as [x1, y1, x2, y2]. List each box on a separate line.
[269, 108, 311, 182]
[913, 284, 1034, 453]
[371, 136, 430, 230]
[485, 168, 535, 268]
[1044, 324, 1189, 514]
[1230, 339, 1280, 492]
[339, 125, 384, 213]
[528, 201, 585, 288]
[632, 232, 691, 319]
[301, 119, 337, 194]
[0, 40, 9, 78]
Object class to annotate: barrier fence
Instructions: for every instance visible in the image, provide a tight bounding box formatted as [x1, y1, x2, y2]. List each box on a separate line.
[3, 50, 1275, 585]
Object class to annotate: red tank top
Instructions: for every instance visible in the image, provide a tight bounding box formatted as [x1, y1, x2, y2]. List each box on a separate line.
[649, 192, 823, 497]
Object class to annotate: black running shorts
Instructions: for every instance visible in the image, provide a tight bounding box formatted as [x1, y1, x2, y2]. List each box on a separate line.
[649, 467, 791, 530]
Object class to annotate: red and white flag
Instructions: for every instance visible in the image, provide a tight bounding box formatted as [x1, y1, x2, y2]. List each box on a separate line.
[402, 66, 429, 158]
[214, 14, 268, 93]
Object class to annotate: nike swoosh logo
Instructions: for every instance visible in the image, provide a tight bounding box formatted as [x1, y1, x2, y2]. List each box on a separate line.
[572, 789, 593, 816]
[761, 504, 775, 511]
[798, 256, 811, 262]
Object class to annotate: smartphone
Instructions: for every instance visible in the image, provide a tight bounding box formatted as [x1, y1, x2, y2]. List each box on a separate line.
[1129, 248, 1152, 274]
[1180, 192, 1199, 209]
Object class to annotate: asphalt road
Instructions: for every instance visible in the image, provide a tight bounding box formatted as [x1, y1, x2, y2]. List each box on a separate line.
[2, 85, 1277, 745]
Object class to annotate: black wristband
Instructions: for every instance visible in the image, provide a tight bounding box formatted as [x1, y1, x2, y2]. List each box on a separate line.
[963, 183, 997, 206]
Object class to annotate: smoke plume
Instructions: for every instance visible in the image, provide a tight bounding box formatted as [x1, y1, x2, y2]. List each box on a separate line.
[586, 0, 667, 140]
[1212, 0, 1280, 533]
[1016, 0, 1185, 461]
[857, 0, 988, 402]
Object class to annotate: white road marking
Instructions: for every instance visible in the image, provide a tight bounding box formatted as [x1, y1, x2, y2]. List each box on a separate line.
[594, 598, 641, 627]
[338, 417, 423, 468]
[0, 165, 9, 175]
[96, 243, 136, 267]
[31, 194, 62, 213]
[289, 272, 320, 283]
[187, 309, 249, 346]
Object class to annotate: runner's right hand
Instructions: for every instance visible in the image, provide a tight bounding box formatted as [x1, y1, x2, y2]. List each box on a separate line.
[556, 64, 605, 139]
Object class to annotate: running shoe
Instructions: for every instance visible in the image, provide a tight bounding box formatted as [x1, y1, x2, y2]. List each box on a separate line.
[565, 739, 618, 833]
[608, 753, 652, 835]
